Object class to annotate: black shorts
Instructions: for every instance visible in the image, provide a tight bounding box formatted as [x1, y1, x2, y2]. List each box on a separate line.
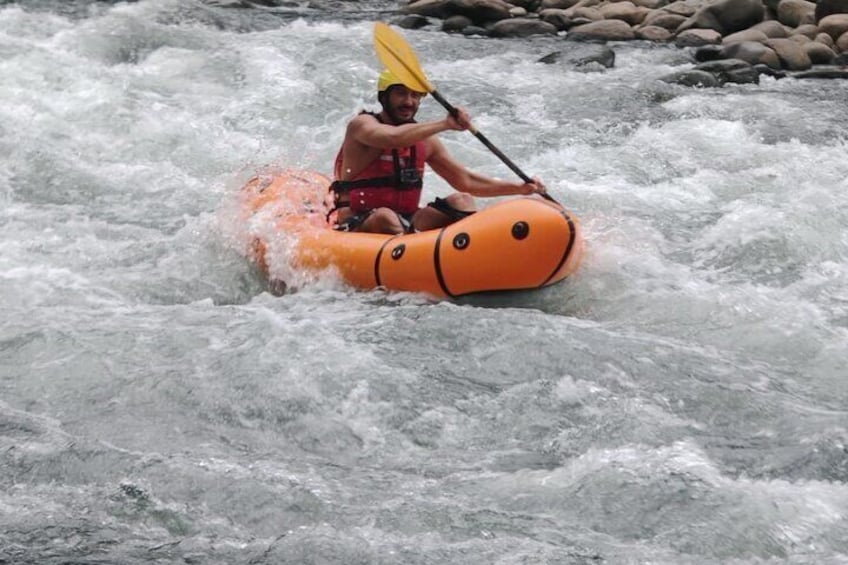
[333, 210, 415, 233]
[333, 198, 473, 233]
[427, 197, 475, 223]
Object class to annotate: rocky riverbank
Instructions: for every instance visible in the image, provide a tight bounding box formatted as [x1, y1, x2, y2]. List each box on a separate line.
[394, 0, 848, 84]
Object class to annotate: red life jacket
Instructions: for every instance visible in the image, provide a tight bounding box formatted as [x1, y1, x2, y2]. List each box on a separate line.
[329, 114, 426, 216]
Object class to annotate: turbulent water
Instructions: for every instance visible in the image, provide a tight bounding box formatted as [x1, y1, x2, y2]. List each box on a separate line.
[2, 0, 848, 563]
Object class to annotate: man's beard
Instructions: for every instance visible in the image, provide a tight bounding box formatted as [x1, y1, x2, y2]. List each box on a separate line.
[382, 102, 416, 125]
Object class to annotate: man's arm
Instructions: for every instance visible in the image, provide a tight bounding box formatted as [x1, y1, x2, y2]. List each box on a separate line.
[347, 113, 461, 150]
[338, 110, 470, 181]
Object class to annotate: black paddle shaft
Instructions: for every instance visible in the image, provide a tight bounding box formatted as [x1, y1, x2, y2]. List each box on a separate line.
[430, 89, 558, 204]
[431, 90, 531, 182]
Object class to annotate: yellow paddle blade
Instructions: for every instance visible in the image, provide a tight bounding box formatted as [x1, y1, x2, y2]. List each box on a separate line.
[373, 22, 434, 94]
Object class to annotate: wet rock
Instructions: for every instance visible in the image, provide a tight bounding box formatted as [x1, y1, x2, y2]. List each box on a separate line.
[754, 63, 787, 77]
[663, 0, 698, 17]
[540, 0, 582, 8]
[788, 33, 812, 43]
[793, 23, 819, 38]
[641, 11, 687, 30]
[677, 0, 765, 35]
[633, 0, 668, 8]
[539, 8, 577, 28]
[537, 51, 562, 63]
[803, 41, 837, 64]
[675, 28, 723, 46]
[571, 15, 598, 24]
[776, 0, 816, 27]
[818, 14, 848, 40]
[570, 5, 605, 20]
[661, 68, 721, 86]
[452, 0, 515, 21]
[558, 0, 604, 21]
[443, 14, 473, 31]
[750, 19, 790, 37]
[564, 0, 605, 11]
[568, 18, 636, 39]
[489, 17, 559, 35]
[815, 32, 836, 47]
[722, 40, 783, 67]
[695, 57, 760, 82]
[661, 57, 760, 86]
[837, 29, 848, 50]
[722, 28, 769, 44]
[462, 24, 491, 34]
[537, 44, 616, 67]
[636, 24, 674, 40]
[676, 5, 723, 33]
[694, 44, 725, 60]
[404, 0, 521, 22]
[763, 37, 813, 69]
[599, 1, 651, 24]
[725, 66, 760, 84]
[397, 14, 431, 29]
[576, 44, 616, 66]
[404, 0, 453, 19]
[269, 279, 288, 296]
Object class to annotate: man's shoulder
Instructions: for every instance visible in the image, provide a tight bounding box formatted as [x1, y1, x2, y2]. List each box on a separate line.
[347, 111, 380, 130]
[351, 110, 380, 122]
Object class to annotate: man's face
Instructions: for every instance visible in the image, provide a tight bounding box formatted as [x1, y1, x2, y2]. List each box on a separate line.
[383, 85, 423, 124]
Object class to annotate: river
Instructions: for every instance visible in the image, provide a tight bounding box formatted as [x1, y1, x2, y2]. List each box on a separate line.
[2, 0, 847, 563]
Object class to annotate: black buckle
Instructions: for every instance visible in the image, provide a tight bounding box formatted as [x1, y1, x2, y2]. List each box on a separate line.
[398, 168, 420, 186]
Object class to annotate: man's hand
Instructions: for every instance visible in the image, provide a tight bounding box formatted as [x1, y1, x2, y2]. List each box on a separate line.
[521, 177, 547, 196]
[445, 107, 472, 131]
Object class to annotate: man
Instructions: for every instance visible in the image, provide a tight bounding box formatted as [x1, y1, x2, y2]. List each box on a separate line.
[328, 69, 548, 235]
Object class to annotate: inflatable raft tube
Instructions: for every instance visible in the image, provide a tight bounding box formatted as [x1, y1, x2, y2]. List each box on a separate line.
[240, 168, 584, 298]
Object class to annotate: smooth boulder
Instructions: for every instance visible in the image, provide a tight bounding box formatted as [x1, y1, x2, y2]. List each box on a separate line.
[642, 12, 688, 30]
[538, 44, 617, 67]
[722, 28, 770, 43]
[722, 40, 783, 67]
[676, 28, 723, 46]
[818, 14, 848, 40]
[567, 18, 637, 39]
[661, 69, 722, 86]
[489, 18, 559, 36]
[763, 37, 813, 69]
[677, 0, 765, 35]
[776, 0, 816, 27]
[803, 41, 837, 64]
[695, 57, 760, 82]
[404, 0, 515, 22]
[637, 25, 675, 40]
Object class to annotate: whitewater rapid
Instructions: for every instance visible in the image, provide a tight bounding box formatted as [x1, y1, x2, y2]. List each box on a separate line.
[2, 1, 848, 563]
